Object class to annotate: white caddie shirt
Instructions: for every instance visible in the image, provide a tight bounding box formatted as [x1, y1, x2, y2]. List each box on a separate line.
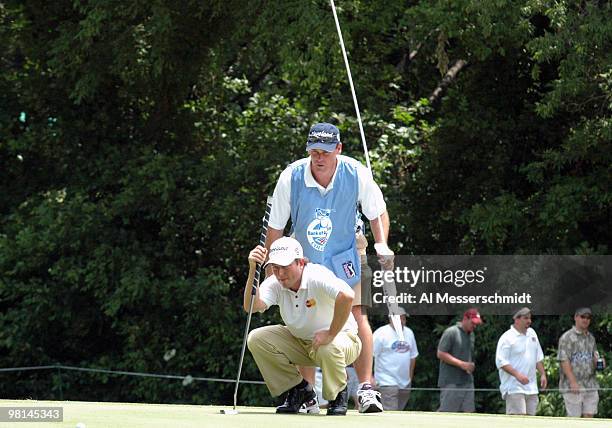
[373, 324, 419, 389]
[495, 325, 544, 397]
[268, 155, 386, 230]
[257, 263, 358, 340]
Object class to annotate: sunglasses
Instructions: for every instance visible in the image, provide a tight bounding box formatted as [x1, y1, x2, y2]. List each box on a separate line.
[579, 315, 592, 320]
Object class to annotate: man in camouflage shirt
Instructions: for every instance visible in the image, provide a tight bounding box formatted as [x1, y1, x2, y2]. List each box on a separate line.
[557, 307, 605, 418]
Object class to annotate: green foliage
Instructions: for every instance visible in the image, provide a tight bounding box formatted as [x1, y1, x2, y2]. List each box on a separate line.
[538, 353, 565, 416]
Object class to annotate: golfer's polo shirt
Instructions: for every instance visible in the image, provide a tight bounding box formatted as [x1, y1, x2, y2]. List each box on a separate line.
[257, 263, 358, 340]
[495, 326, 544, 396]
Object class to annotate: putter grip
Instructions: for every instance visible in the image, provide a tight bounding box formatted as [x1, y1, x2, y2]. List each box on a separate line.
[251, 197, 273, 295]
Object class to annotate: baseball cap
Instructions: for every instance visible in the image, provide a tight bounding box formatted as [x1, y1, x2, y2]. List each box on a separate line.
[575, 307, 592, 316]
[513, 307, 531, 319]
[265, 237, 304, 267]
[306, 123, 340, 152]
[464, 308, 483, 324]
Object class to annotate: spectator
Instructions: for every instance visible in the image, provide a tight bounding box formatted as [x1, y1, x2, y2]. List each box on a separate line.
[373, 307, 418, 410]
[495, 307, 547, 415]
[558, 307, 606, 418]
[436, 308, 483, 412]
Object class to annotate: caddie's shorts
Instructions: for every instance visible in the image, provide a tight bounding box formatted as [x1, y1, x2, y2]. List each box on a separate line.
[353, 234, 372, 307]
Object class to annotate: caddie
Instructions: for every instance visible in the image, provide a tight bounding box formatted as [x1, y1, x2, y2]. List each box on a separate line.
[245, 237, 361, 416]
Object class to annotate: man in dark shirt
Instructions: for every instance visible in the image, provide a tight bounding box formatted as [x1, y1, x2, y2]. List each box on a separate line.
[436, 308, 483, 412]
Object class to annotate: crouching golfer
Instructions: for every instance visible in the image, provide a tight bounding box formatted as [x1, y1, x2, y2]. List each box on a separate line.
[245, 236, 361, 416]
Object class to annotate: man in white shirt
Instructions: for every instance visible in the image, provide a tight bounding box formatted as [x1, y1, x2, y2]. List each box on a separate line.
[495, 307, 548, 415]
[245, 237, 361, 416]
[372, 307, 418, 410]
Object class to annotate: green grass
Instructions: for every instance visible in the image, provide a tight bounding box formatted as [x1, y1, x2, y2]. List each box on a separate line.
[0, 400, 610, 428]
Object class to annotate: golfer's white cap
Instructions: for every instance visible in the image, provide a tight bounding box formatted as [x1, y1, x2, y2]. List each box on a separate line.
[266, 237, 304, 267]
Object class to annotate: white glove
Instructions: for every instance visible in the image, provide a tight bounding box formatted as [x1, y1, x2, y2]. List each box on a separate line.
[374, 243, 395, 270]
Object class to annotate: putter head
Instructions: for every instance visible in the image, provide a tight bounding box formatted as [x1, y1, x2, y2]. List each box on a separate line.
[220, 409, 238, 415]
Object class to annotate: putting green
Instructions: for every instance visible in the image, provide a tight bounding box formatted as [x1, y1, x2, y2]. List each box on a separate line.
[0, 400, 609, 428]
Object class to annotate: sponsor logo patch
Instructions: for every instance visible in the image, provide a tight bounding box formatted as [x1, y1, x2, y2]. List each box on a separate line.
[307, 208, 333, 251]
[342, 261, 356, 279]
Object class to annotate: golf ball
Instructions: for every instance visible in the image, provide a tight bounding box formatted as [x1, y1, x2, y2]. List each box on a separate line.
[76, 423, 86, 428]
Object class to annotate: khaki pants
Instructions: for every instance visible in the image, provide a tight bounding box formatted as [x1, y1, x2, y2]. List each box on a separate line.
[505, 393, 538, 415]
[378, 385, 411, 410]
[247, 325, 362, 400]
[562, 390, 599, 416]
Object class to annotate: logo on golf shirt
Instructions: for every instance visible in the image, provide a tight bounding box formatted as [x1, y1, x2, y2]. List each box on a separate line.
[307, 208, 333, 251]
[306, 299, 316, 308]
[391, 341, 411, 353]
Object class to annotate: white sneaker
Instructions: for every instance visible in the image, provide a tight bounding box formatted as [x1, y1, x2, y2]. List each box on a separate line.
[357, 387, 383, 413]
[298, 395, 320, 414]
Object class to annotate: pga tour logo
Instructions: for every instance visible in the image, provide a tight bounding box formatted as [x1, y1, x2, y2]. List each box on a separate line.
[342, 261, 356, 279]
[307, 208, 333, 252]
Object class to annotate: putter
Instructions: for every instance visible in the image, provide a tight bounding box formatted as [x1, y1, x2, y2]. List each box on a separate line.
[221, 196, 273, 415]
